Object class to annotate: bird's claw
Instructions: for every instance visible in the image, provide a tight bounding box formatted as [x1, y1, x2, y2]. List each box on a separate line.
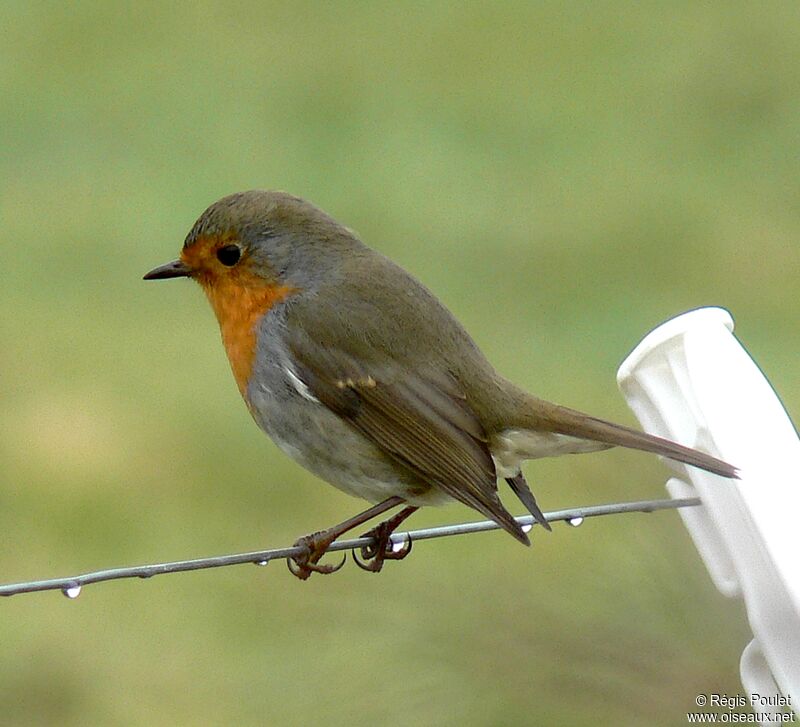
[352, 524, 413, 573]
[287, 552, 346, 579]
[287, 531, 346, 580]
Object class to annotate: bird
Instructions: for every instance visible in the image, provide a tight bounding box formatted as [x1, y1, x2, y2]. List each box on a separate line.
[144, 190, 737, 579]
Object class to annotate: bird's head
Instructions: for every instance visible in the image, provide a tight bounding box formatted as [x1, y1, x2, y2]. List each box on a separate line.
[144, 190, 361, 394]
[144, 189, 361, 291]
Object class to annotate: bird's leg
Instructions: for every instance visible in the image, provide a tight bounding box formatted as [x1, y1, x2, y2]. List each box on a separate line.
[353, 505, 419, 573]
[288, 496, 405, 580]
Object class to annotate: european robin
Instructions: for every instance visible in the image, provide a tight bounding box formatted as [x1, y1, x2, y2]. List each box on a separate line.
[144, 190, 736, 579]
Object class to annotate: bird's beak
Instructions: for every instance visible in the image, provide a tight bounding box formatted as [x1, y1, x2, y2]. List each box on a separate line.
[143, 259, 191, 280]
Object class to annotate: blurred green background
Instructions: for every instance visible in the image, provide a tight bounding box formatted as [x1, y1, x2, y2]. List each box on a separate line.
[1, 2, 798, 725]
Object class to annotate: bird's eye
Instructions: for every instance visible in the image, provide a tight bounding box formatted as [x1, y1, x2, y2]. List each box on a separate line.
[216, 245, 241, 266]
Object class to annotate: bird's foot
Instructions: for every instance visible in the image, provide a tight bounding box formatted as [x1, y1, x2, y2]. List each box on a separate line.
[287, 530, 346, 580]
[353, 519, 413, 573]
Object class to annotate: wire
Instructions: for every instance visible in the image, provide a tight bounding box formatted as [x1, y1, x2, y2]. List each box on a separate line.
[0, 496, 700, 598]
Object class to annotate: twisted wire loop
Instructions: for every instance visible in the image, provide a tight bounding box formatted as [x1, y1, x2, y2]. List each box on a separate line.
[0, 497, 700, 598]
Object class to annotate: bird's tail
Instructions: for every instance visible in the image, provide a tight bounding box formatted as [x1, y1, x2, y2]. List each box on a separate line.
[530, 399, 738, 478]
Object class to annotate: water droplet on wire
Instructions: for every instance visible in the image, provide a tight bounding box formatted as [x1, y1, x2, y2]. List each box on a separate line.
[254, 560, 269, 567]
[62, 584, 82, 599]
[521, 524, 533, 533]
[567, 517, 584, 527]
[391, 537, 407, 554]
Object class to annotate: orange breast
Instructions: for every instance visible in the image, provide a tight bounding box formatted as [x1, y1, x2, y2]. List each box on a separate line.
[202, 273, 295, 396]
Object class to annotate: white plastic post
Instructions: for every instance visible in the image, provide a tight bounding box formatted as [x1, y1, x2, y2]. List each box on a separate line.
[617, 307, 799, 721]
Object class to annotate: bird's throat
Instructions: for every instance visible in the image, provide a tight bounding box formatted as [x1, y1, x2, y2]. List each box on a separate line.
[201, 276, 296, 396]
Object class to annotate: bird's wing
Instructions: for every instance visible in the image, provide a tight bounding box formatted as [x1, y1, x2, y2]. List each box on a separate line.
[287, 330, 529, 545]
